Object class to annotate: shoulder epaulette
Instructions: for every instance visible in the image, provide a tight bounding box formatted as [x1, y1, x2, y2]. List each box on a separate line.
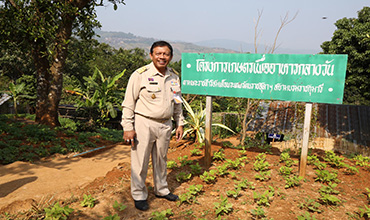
[137, 66, 148, 74]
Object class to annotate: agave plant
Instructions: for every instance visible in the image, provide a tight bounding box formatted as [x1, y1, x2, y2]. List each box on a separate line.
[181, 98, 235, 143]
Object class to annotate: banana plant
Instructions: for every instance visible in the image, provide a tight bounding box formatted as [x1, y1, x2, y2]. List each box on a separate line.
[1, 82, 35, 117]
[71, 67, 125, 126]
[181, 98, 235, 143]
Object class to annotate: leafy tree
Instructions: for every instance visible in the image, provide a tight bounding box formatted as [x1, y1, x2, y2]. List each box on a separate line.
[0, 0, 125, 127]
[89, 46, 148, 89]
[62, 40, 148, 104]
[64, 37, 100, 85]
[0, 42, 35, 82]
[321, 6, 370, 105]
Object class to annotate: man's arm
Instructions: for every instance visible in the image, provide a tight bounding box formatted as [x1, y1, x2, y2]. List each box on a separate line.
[121, 72, 140, 145]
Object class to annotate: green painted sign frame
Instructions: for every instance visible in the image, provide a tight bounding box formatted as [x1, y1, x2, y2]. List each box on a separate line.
[181, 53, 348, 104]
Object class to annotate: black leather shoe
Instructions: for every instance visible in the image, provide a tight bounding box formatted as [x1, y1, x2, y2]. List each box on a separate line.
[155, 193, 179, 201]
[134, 200, 149, 211]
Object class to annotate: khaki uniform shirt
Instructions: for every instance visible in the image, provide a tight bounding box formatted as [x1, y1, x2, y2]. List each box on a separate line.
[121, 62, 184, 131]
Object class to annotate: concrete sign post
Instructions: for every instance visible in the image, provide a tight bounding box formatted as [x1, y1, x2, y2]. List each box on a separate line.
[181, 53, 348, 174]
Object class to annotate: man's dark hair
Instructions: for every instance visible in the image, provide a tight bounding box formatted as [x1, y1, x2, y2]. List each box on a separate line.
[150, 41, 173, 56]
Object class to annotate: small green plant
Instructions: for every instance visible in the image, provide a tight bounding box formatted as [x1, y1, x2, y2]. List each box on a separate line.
[229, 171, 237, 179]
[0, 212, 13, 220]
[189, 162, 202, 175]
[297, 211, 318, 220]
[214, 195, 233, 216]
[238, 149, 248, 156]
[358, 205, 370, 218]
[113, 200, 127, 212]
[366, 188, 370, 201]
[167, 160, 178, 169]
[280, 152, 291, 163]
[298, 198, 322, 213]
[253, 189, 274, 206]
[353, 154, 370, 167]
[314, 169, 339, 183]
[44, 202, 74, 220]
[285, 158, 296, 167]
[65, 139, 83, 152]
[216, 163, 229, 176]
[307, 154, 320, 165]
[226, 188, 241, 199]
[178, 155, 193, 167]
[279, 165, 293, 176]
[313, 161, 327, 170]
[176, 172, 192, 183]
[213, 149, 226, 161]
[318, 182, 341, 206]
[200, 169, 218, 184]
[178, 184, 204, 205]
[318, 193, 342, 206]
[190, 148, 202, 156]
[319, 183, 339, 195]
[80, 194, 96, 208]
[284, 175, 303, 189]
[254, 170, 271, 181]
[324, 150, 345, 168]
[235, 178, 255, 190]
[253, 153, 270, 171]
[343, 164, 359, 175]
[225, 158, 246, 170]
[149, 209, 173, 220]
[250, 206, 266, 219]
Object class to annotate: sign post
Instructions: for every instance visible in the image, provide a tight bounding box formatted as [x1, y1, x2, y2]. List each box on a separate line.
[181, 53, 348, 174]
[299, 102, 313, 177]
[205, 96, 213, 168]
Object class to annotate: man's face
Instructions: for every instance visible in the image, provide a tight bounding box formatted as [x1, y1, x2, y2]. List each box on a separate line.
[150, 46, 173, 72]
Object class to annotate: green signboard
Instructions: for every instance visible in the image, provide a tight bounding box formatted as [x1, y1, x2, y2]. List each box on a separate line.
[181, 53, 348, 104]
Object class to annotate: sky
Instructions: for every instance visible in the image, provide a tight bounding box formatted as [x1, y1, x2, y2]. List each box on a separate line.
[96, 0, 369, 53]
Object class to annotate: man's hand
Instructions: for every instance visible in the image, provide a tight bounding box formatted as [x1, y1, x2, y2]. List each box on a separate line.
[123, 130, 136, 147]
[175, 126, 183, 141]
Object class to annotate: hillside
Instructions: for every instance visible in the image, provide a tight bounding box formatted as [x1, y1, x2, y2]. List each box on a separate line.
[95, 30, 320, 61]
[95, 30, 237, 61]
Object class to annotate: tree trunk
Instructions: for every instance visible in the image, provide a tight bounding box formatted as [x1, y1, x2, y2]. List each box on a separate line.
[32, 41, 62, 127]
[33, 13, 75, 127]
[240, 98, 251, 145]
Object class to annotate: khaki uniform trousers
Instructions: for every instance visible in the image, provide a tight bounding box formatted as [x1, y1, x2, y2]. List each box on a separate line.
[131, 114, 172, 201]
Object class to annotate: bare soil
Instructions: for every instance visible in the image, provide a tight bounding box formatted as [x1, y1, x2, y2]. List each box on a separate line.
[0, 136, 369, 220]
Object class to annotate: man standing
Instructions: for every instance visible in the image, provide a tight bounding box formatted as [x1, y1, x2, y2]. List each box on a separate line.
[121, 41, 184, 211]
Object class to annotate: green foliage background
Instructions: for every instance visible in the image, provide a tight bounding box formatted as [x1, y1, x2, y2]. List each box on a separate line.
[321, 6, 370, 105]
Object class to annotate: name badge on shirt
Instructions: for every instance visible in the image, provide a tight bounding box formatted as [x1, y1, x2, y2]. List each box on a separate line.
[173, 92, 182, 103]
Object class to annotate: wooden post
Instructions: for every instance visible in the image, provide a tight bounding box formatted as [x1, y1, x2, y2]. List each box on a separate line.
[299, 102, 313, 177]
[205, 96, 213, 168]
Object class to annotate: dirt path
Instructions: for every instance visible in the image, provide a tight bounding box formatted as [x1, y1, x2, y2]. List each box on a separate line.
[0, 144, 131, 211]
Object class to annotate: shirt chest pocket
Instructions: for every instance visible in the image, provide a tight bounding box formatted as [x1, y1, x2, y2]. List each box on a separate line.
[147, 84, 161, 93]
[145, 83, 161, 101]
